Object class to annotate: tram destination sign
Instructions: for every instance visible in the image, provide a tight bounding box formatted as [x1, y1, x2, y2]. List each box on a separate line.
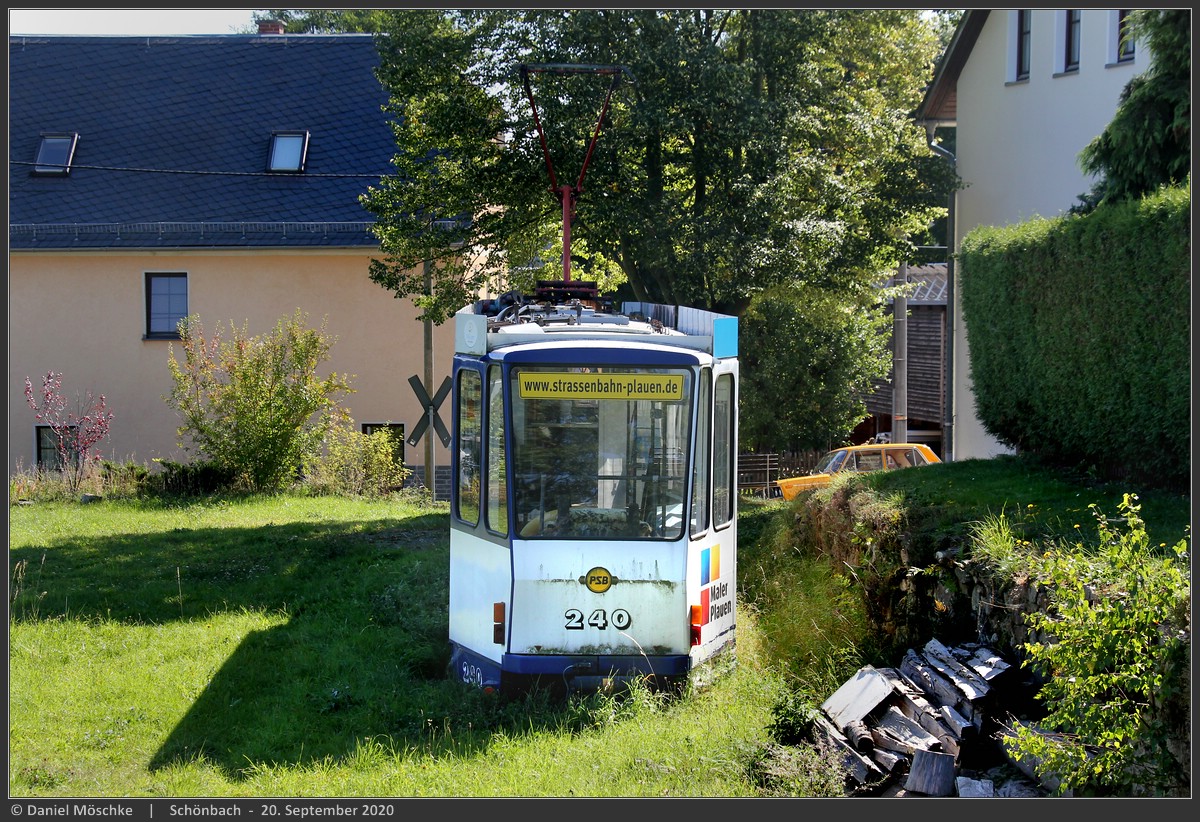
[517, 372, 684, 401]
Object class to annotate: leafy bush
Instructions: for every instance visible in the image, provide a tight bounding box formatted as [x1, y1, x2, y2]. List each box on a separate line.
[164, 310, 354, 492]
[302, 424, 411, 497]
[99, 460, 150, 498]
[755, 743, 852, 797]
[976, 494, 1190, 796]
[766, 689, 822, 745]
[154, 459, 238, 496]
[754, 690, 851, 797]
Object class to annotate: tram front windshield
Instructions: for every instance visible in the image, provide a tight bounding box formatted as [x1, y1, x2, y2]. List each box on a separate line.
[511, 365, 692, 540]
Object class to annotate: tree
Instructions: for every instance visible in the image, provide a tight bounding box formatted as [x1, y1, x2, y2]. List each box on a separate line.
[164, 310, 354, 493]
[359, 9, 953, 324]
[256, 8, 395, 34]
[739, 283, 894, 452]
[269, 8, 954, 450]
[926, 9, 964, 51]
[1077, 9, 1190, 209]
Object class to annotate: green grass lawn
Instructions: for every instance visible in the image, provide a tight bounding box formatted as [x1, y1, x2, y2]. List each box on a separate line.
[9, 495, 789, 797]
[8, 457, 1189, 797]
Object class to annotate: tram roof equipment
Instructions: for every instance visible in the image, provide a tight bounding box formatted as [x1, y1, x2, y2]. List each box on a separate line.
[455, 292, 738, 359]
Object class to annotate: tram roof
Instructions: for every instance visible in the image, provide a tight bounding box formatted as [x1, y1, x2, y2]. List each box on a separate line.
[454, 300, 738, 359]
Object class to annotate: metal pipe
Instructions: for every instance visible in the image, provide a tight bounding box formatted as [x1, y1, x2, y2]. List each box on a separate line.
[892, 260, 908, 444]
[423, 258, 436, 495]
[926, 125, 956, 462]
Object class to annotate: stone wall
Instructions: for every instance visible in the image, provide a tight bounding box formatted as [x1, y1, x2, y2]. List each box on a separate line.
[888, 537, 1190, 794]
[789, 485, 1190, 793]
[930, 553, 1054, 668]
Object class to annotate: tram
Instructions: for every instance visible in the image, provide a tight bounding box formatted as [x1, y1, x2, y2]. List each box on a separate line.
[447, 284, 739, 694]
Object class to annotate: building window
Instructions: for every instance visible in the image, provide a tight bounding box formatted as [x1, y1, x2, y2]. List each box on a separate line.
[1009, 10, 1034, 82]
[36, 424, 77, 470]
[1064, 10, 1081, 72]
[1110, 9, 1136, 64]
[145, 272, 188, 339]
[268, 131, 309, 172]
[1016, 10, 1032, 80]
[33, 132, 79, 176]
[1117, 10, 1135, 61]
[361, 422, 406, 466]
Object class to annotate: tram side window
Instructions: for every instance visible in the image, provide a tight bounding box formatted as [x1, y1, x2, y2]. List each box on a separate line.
[456, 369, 482, 526]
[486, 365, 509, 534]
[690, 369, 711, 537]
[713, 372, 734, 528]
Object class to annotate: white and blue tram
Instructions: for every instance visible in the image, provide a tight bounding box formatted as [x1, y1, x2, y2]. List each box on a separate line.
[448, 288, 740, 694]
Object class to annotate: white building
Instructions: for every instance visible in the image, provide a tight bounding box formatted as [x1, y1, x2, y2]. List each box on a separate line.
[916, 9, 1148, 460]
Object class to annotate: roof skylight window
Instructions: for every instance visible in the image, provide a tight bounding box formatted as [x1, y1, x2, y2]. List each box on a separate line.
[268, 130, 309, 172]
[33, 132, 79, 176]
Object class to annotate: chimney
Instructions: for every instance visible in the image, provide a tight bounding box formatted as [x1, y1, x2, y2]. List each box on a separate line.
[258, 19, 286, 35]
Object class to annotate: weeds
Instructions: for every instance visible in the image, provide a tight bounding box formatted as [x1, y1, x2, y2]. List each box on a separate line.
[988, 495, 1191, 796]
[749, 741, 848, 797]
[10, 552, 48, 619]
[10, 459, 148, 503]
[11, 455, 438, 507]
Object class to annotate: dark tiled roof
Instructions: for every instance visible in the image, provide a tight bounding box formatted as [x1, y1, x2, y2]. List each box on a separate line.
[9, 34, 397, 249]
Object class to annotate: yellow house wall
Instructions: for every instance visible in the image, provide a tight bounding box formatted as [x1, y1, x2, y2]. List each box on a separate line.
[8, 248, 456, 477]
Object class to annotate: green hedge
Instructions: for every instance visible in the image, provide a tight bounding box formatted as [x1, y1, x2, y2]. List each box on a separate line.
[959, 182, 1189, 488]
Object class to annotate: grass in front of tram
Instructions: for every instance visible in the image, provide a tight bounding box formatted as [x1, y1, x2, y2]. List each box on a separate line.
[13, 456, 1187, 797]
[9, 492, 835, 797]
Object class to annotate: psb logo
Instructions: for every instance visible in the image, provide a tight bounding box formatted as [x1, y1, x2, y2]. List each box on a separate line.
[582, 566, 614, 593]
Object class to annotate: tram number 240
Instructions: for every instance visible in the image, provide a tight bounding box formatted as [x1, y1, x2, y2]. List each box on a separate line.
[565, 608, 632, 631]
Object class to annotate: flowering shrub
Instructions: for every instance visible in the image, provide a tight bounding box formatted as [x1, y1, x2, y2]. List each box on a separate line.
[23, 371, 115, 494]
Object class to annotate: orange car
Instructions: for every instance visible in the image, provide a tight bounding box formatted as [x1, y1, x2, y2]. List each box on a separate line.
[776, 443, 941, 501]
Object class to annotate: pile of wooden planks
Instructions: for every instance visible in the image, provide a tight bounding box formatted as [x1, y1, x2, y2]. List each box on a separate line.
[815, 639, 1012, 796]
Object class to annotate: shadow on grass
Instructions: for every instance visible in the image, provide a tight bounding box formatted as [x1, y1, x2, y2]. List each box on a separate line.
[10, 506, 580, 780]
